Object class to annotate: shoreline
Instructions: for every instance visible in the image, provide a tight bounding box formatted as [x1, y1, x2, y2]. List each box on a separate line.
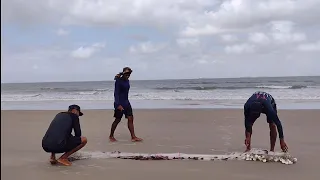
[2, 108, 320, 112]
[2, 99, 320, 110]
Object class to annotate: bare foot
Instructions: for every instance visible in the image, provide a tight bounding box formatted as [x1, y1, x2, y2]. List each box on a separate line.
[109, 137, 117, 142]
[49, 158, 57, 165]
[57, 158, 72, 166]
[131, 137, 143, 142]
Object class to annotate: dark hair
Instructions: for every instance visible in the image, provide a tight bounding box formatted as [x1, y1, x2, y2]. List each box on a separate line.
[123, 67, 132, 73]
[68, 104, 83, 116]
[114, 67, 133, 80]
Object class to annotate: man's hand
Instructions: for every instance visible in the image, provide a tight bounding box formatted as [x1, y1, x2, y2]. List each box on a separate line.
[117, 105, 124, 111]
[280, 139, 288, 152]
[244, 137, 251, 152]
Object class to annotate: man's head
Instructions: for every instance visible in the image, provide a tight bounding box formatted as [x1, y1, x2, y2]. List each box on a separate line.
[122, 67, 132, 80]
[68, 104, 83, 117]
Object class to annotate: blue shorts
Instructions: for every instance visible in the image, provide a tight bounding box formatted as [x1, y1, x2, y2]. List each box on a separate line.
[113, 105, 133, 119]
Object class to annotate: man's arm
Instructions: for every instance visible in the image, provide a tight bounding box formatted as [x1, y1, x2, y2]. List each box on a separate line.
[72, 116, 82, 137]
[244, 106, 252, 137]
[114, 80, 121, 108]
[244, 115, 253, 151]
[245, 119, 253, 137]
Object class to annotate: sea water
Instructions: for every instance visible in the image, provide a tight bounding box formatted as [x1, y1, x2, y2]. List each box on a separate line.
[2, 76, 320, 110]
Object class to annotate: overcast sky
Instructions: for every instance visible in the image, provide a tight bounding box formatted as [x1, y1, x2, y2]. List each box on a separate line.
[2, 0, 320, 83]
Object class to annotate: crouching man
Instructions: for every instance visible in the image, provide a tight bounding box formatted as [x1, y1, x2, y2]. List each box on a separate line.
[42, 105, 87, 166]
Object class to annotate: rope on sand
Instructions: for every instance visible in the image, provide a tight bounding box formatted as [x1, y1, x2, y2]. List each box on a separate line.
[68, 149, 297, 165]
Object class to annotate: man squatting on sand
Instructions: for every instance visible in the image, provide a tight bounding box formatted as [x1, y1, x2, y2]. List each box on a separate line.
[244, 91, 288, 152]
[42, 105, 87, 166]
[109, 67, 143, 142]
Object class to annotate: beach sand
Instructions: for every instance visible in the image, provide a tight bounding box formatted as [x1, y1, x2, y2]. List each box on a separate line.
[1, 109, 320, 180]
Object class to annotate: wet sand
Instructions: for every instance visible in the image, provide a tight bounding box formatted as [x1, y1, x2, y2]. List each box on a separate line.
[1, 109, 320, 180]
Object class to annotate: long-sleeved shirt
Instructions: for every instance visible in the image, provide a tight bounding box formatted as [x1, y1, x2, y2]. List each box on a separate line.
[244, 91, 284, 139]
[114, 77, 130, 108]
[42, 112, 81, 150]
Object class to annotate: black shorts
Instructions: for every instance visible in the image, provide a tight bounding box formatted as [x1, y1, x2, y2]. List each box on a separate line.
[114, 105, 133, 119]
[245, 98, 277, 124]
[43, 136, 82, 153]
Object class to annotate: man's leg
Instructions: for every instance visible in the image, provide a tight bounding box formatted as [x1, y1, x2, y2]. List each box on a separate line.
[263, 99, 279, 152]
[127, 115, 142, 142]
[42, 145, 59, 165]
[109, 109, 123, 142]
[125, 106, 142, 142]
[57, 137, 87, 166]
[269, 122, 277, 152]
[109, 119, 121, 142]
[244, 101, 261, 152]
[50, 153, 57, 164]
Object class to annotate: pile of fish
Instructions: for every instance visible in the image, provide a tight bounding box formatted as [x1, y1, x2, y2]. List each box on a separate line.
[242, 152, 297, 165]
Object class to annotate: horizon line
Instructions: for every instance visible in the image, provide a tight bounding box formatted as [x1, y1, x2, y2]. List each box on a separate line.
[1, 75, 320, 84]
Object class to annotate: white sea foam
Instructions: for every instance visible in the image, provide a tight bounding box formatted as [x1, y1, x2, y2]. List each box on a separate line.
[255, 85, 309, 89]
[2, 88, 320, 102]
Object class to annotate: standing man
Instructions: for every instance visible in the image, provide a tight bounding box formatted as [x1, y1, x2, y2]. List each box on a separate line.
[109, 67, 143, 142]
[42, 105, 87, 166]
[243, 91, 288, 152]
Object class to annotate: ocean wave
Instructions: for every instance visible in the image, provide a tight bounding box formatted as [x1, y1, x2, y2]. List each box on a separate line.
[96, 88, 110, 91]
[40, 87, 64, 91]
[255, 85, 307, 89]
[155, 87, 218, 90]
[2, 91, 320, 102]
[39, 87, 111, 92]
[155, 85, 308, 91]
[78, 91, 99, 95]
[2, 96, 320, 102]
[2, 93, 42, 98]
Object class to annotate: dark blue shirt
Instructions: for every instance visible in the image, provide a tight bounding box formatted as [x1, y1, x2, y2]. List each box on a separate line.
[114, 78, 130, 108]
[244, 91, 284, 139]
[42, 112, 81, 149]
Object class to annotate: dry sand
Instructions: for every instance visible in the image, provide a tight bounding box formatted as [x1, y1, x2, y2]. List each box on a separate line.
[1, 109, 320, 180]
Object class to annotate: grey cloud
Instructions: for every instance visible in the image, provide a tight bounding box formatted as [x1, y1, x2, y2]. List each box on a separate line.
[128, 34, 149, 42]
[1, 0, 320, 82]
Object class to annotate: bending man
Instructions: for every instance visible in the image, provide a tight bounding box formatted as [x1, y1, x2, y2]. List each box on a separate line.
[244, 91, 288, 152]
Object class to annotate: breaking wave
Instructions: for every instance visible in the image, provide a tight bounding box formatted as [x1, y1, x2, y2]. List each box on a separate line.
[155, 85, 308, 91]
